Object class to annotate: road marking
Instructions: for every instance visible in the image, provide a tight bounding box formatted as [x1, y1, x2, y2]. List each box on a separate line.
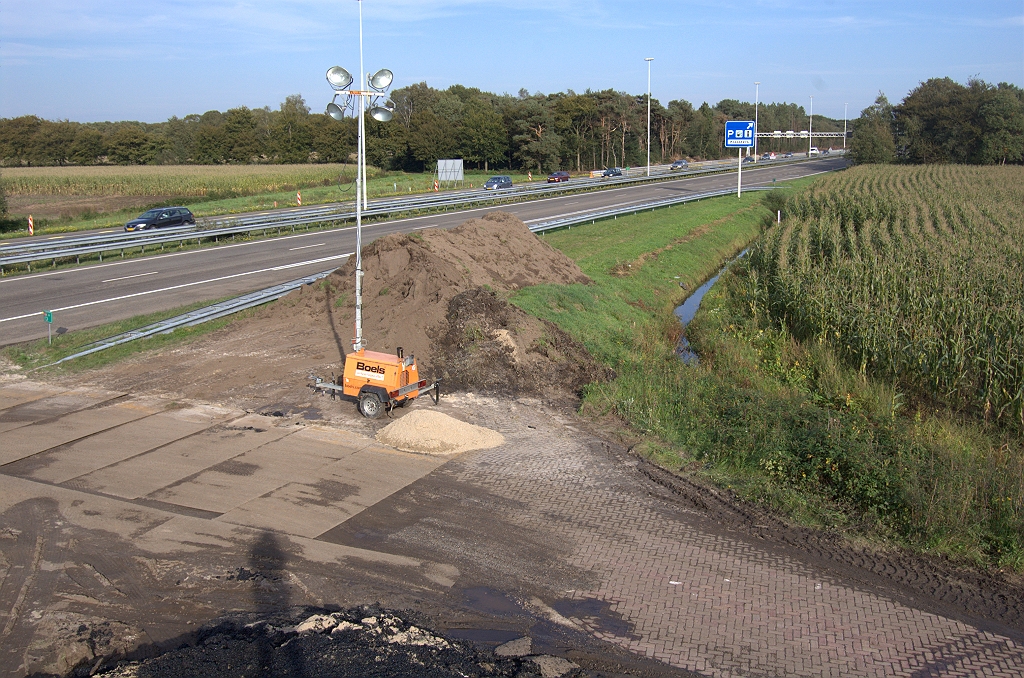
[289, 243, 326, 251]
[1, 159, 839, 288]
[102, 271, 159, 283]
[0, 253, 353, 324]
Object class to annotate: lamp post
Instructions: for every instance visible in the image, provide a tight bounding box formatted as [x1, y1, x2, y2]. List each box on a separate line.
[645, 57, 654, 176]
[324, 0, 395, 353]
[754, 81, 760, 161]
[844, 102, 848, 150]
[808, 95, 813, 156]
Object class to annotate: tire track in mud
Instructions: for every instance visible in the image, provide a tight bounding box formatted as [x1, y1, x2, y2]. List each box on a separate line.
[632, 452, 1024, 638]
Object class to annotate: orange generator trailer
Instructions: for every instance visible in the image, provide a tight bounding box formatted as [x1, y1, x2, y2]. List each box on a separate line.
[310, 347, 440, 419]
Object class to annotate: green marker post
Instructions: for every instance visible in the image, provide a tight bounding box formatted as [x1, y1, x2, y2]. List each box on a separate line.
[44, 310, 53, 345]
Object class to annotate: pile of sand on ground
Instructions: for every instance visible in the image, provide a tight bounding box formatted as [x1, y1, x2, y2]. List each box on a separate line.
[322, 211, 592, 361]
[375, 409, 504, 455]
[77, 212, 612, 410]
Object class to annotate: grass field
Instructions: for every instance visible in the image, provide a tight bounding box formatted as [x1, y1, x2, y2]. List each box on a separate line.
[0, 165, 537, 236]
[512, 169, 1023, 570]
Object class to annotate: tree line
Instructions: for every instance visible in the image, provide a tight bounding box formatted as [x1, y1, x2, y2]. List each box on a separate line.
[848, 78, 1024, 165]
[0, 86, 843, 172]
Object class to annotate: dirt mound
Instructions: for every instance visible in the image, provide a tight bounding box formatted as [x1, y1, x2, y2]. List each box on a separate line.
[375, 409, 505, 455]
[76, 212, 608, 414]
[428, 288, 615, 399]
[321, 211, 592, 362]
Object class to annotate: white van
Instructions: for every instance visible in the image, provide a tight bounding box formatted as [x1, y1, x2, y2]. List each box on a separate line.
[808, 146, 819, 157]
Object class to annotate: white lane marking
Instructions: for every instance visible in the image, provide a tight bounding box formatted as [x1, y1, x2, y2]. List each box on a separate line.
[0, 252, 353, 324]
[2, 161, 836, 287]
[102, 271, 159, 283]
[0, 228, 355, 286]
[289, 242, 326, 251]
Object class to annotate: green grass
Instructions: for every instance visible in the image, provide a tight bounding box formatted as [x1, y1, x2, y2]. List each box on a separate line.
[1, 169, 539, 238]
[2, 296, 249, 373]
[511, 175, 1024, 571]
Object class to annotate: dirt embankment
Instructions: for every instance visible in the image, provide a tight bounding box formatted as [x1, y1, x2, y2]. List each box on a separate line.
[82, 212, 611, 413]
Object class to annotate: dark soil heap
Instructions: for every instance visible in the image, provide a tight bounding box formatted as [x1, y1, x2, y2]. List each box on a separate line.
[79, 212, 612, 409]
[324, 212, 611, 400]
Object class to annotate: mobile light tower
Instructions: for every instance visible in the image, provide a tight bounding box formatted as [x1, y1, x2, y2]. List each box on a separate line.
[645, 57, 654, 176]
[324, 0, 395, 354]
[754, 81, 760, 161]
[313, 1, 439, 419]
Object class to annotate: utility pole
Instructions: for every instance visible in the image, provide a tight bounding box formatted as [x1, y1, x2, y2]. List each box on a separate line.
[809, 95, 813, 155]
[754, 82, 760, 161]
[645, 58, 654, 176]
[844, 102, 848, 150]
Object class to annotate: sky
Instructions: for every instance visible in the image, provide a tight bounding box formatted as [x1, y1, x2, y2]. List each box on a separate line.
[1, 0, 1022, 123]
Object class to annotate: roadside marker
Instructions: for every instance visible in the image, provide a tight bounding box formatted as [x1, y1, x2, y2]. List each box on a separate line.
[28, 215, 34, 236]
[433, 180, 439, 192]
[44, 310, 52, 344]
[297, 191, 302, 206]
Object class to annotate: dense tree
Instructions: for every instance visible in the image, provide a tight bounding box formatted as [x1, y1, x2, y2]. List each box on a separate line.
[1, 88, 857, 170]
[106, 125, 155, 164]
[849, 94, 896, 164]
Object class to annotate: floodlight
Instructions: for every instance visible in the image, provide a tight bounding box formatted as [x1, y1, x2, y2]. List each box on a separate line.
[327, 66, 354, 90]
[326, 102, 345, 121]
[369, 106, 393, 122]
[368, 68, 393, 91]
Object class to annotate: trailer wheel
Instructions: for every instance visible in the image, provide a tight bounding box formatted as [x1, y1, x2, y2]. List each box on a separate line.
[358, 392, 384, 419]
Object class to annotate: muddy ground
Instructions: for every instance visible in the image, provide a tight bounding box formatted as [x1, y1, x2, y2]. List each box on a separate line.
[5, 196, 175, 221]
[4, 213, 1024, 676]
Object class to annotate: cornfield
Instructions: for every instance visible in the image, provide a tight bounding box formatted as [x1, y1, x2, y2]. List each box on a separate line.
[0, 164, 359, 199]
[748, 165, 1024, 431]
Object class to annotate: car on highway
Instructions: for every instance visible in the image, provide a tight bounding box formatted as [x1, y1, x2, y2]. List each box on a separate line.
[124, 207, 196, 232]
[782, 151, 794, 158]
[602, 167, 622, 177]
[546, 171, 571, 183]
[483, 175, 513, 190]
[808, 146, 820, 157]
[761, 152, 776, 161]
[670, 159, 689, 171]
[822, 148, 831, 156]
[743, 156, 755, 163]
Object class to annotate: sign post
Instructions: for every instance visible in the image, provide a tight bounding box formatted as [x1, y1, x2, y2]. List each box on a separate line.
[724, 120, 755, 198]
[44, 310, 53, 345]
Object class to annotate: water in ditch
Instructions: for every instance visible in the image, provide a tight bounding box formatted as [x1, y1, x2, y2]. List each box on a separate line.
[674, 250, 746, 365]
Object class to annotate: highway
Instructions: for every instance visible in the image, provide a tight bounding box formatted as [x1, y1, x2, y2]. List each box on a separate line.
[0, 157, 847, 346]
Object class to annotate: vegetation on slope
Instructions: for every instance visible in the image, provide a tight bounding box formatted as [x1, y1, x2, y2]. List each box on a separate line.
[513, 167, 1023, 570]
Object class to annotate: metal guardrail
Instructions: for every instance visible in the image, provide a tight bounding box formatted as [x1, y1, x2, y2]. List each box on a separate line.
[528, 186, 774, 233]
[37, 270, 334, 367]
[1, 156, 813, 272]
[31, 184, 779, 363]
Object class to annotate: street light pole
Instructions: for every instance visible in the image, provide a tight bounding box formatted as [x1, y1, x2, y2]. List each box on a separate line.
[809, 95, 813, 156]
[754, 81, 760, 161]
[645, 57, 653, 177]
[844, 102, 848, 150]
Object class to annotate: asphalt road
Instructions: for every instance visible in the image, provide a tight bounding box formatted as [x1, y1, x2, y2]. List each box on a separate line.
[0, 157, 846, 346]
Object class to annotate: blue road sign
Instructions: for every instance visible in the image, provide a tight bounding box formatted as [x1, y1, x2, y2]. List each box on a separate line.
[725, 120, 755, 147]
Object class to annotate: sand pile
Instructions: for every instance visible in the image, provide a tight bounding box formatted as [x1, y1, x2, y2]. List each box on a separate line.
[375, 409, 505, 455]
[79, 211, 612, 411]
[324, 211, 592, 361]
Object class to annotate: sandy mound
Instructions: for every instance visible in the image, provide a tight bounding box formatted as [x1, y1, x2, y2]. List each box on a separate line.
[323, 211, 592, 361]
[76, 212, 611, 414]
[375, 409, 505, 455]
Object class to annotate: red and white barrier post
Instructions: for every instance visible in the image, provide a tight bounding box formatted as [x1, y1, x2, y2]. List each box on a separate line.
[28, 215, 34, 236]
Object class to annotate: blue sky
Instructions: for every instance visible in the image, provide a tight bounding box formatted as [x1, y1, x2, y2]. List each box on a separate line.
[1, 0, 1021, 123]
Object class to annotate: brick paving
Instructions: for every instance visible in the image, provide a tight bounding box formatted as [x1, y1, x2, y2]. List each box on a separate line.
[448, 401, 1024, 678]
